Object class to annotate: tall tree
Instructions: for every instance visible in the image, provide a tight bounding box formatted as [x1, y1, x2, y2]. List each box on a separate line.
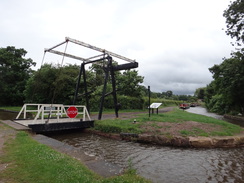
[0, 46, 36, 106]
[223, 0, 244, 46]
[205, 0, 244, 115]
[208, 51, 244, 115]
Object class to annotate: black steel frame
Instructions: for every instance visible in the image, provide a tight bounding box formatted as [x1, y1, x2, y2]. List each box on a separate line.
[44, 37, 138, 120]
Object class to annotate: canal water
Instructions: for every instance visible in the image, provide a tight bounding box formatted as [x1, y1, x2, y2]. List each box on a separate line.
[49, 131, 244, 183]
[1, 108, 243, 182]
[0, 109, 32, 120]
[187, 106, 244, 127]
[49, 107, 244, 183]
[0, 110, 18, 120]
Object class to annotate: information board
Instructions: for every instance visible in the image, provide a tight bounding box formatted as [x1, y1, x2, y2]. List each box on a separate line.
[150, 103, 162, 109]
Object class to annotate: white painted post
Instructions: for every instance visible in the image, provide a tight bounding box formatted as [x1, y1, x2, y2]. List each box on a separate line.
[83, 107, 85, 121]
[24, 104, 26, 119]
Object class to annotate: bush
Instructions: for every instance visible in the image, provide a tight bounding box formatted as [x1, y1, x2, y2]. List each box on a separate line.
[89, 95, 145, 111]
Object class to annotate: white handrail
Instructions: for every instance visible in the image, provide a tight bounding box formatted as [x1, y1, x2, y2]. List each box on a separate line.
[16, 104, 91, 124]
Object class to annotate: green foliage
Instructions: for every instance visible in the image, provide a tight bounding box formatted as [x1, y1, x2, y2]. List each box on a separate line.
[223, 0, 244, 46]
[118, 96, 145, 110]
[25, 62, 145, 111]
[88, 87, 145, 111]
[205, 0, 244, 115]
[205, 94, 227, 114]
[25, 64, 80, 104]
[0, 46, 36, 106]
[194, 87, 206, 100]
[0, 131, 150, 183]
[147, 98, 182, 107]
[205, 51, 244, 115]
[94, 119, 143, 134]
[149, 90, 196, 102]
[117, 70, 144, 97]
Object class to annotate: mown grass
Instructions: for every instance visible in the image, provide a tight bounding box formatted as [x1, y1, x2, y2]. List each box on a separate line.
[180, 128, 210, 137]
[94, 108, 243, 137]
[94, 118, 143, 134]
[0, 130, 150, 183]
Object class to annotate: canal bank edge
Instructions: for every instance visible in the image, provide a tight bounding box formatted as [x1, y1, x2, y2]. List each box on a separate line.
[2, 118, 244, 148]
[224, 114, 244, 122]
[0, 120, 123, 177]
[137, 133, 244, 148]
[86, 129, 244, 148]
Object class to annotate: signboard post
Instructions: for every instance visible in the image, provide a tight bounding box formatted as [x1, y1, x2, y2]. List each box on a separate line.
[148, 86, 151, 117]
[67, 106, 78, 118]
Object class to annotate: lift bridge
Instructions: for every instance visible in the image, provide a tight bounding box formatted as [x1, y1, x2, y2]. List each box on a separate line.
[15, 103, 93, 133]
[44, 37, 138, 120]
[14, 37, 138, 132]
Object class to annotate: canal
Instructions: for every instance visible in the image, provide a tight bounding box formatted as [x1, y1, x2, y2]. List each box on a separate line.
[1, 108, 243, 182]
[48, 107, 244, 183]
[186, 106, 244, 127]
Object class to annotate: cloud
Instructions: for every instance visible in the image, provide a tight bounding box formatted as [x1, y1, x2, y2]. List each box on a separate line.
[0, 0, 234, 95]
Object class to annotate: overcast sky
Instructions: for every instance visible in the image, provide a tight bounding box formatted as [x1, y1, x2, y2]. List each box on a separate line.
[0, 0, 234, 95]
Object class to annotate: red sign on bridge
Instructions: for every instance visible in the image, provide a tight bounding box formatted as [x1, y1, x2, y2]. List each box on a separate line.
[67, 106, 78, 118]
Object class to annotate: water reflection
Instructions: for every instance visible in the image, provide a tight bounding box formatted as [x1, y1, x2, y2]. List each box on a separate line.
[50, 132, 244, 183]
[0, 110, 32, 120]
[186, 106, 244, 127]
[186, 106, 223, 119]
[0, 110, 18, 120]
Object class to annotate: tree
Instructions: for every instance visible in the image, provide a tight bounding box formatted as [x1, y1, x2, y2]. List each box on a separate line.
[0, 46, 36, 106]
[166, 90, 173, 98]
[205, 51, 244, 115]
[223, 0, 244, 46]
[194, 87, 205, 100]
[204, 0, 244, 115]
[117, 70, 144, 97]
[25, 63, 145, 110]
[25, 64, 79, 104]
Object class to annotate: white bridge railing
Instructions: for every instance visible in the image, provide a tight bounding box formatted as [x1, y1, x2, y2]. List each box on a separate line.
[16, 104, 91, 124]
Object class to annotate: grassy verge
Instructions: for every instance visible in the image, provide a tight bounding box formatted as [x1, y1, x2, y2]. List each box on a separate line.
[0, 130, 150, 183]
[94, 108, 243, 137]
[0, 106, 22, 112]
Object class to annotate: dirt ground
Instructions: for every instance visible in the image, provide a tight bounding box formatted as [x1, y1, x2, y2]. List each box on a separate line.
[89, 107, 244, 147]
[92, 107, 225, 136]
[141, 121, 224, 137]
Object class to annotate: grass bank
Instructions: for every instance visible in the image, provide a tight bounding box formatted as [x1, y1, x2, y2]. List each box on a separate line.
[0, 129, 150, 183]
[94, 108, 243, 137]
[0, 106, 21, 112]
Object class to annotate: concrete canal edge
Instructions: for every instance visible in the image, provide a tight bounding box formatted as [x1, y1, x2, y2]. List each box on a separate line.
[0, 120, 123, 177]
[32, 135, 123, 177]
[87, 129, 244, 148]
[224, 114, 244, 122]
[134, 133, 244, 148]
[188, 134, 244, 148]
